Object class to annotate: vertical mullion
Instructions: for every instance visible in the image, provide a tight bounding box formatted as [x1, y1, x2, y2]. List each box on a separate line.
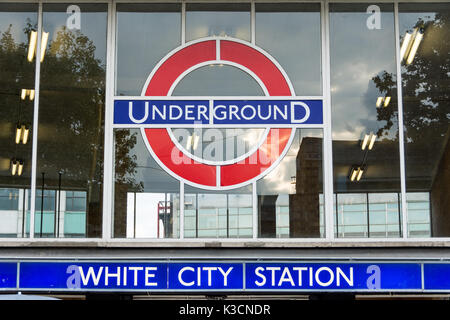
[29, 1, 43, 239]
[181, 2, 186, 45]
[252, 181, 257, 239]
[103, 0, 115, 240]
[180, 182, 184, 239]
[251, 1, 255, 45]
[322, 0, 334, 241]
[366, 193, 370, 238]
[394, 2, 408, 239]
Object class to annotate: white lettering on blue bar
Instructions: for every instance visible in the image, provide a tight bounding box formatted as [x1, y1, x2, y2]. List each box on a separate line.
[15, 262, 429, 291]
[113, 99, 324, 126]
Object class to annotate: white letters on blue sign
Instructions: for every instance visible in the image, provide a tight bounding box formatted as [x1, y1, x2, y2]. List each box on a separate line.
[290, 102, 310, 123]
[178, 266, 233, 287]
[67, 265, 160, 287]
[115, 99, 323, 126]
[129, 101, 149, 123]
[253, 266, 354, 288]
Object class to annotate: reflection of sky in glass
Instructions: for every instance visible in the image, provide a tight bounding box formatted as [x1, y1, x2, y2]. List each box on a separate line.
[256, 6, 321, 96]
[186, 9, 250, 41]
[258, 129, 323, 195]
[116, 8, 181, 95]
[43, 5, 107, 64]
[330, 6, 397, 141]
[172, 65, 263, 96]
[122, 129, 180, 193]
[0, 11, 36, 45]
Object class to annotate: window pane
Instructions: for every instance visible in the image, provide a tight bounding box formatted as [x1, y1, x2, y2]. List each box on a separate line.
[255, 3, 322, 96]
[257, 129, 324, 238]
[184, 186, 252, 239]
[116, 4, 181, 96]
[114, 129, 180, 239]
[172, 64, 264, 96]
[368, 193, 401, 238]
[0, 4, 37, 238]
[330, 4, 401, 238]
[36, 3, 107, 238]
[186, 3, 250, 42]
[399, 3, 449, 237]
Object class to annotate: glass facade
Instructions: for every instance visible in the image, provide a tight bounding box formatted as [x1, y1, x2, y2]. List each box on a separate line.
[329, 4, 402, 238]
[0, 1, 447, 242]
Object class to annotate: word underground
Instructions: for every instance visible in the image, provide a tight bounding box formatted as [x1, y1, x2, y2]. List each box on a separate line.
[114, 99, 323, 126]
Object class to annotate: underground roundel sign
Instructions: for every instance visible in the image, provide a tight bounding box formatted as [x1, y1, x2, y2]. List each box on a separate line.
[114, 37, 323, 190]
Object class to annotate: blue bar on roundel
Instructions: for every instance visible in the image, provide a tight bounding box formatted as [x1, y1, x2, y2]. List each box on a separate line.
[212, 100, 323, 125]
[114, 99, 210, 125]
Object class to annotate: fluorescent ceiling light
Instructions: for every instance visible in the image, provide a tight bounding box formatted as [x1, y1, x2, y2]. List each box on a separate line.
[356, 167, 364, 181]
[29, 89, 35, 101]
[361, 134, 370, 150]
[368, 134, 376, 150]
[400, 32, 413, 61]
[376, 97, 384, 108]
[21, 89, 27, 100]
[27, 31, 37, 62]
[22, 126, 29, 145]
[27, 30, 49, 63]
[186, 135, 192, 149]
[40, 32, 49, 63]
[15, 125, 22, 144]
[406, 29, 424, 65]
[350, 168, 358, 182]
[11, 160, 17, 176]
[192, 135, 199, 150]
[17, 161, 23, 176]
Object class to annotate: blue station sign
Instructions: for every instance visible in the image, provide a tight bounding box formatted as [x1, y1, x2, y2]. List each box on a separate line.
[1, 261, 450, 292]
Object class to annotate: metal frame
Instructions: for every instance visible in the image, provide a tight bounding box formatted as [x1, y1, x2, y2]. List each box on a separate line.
[2, 0, 449, 246]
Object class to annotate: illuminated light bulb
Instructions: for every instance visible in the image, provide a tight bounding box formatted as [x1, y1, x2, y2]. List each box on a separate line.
[400, 32, 413, 61]
[406, 29, 424, 65]
[22, 126, 29, 144]
[368, 134, 377, 150]
[27, 31, 37, 62]
[29, 89, 35, 101]
[361, 134, 370, 150]
[383, 96, 391, 107]
[40, 31, 49, 62]
[376, 97, 384, 108]
[356, 167, 364, 181]
[17, 161, 24, 176]
[15, 125, 22, 144]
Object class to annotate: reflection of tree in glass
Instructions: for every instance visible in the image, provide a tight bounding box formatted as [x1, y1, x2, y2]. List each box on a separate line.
[371, 70, 397, 140]
[0, 21, 35, 182]
[38, 26, 106, 188]
[372, 12, 449, 146]
[115, 129, 143, 191]
[37, 26, 139, 192]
